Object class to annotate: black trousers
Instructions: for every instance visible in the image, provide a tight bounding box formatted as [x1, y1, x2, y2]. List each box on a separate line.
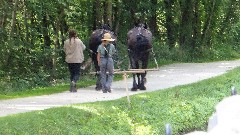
[68, 63, 81, 83]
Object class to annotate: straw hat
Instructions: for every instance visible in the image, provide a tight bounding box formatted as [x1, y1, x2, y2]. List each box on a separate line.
[101, 33, 115, 41]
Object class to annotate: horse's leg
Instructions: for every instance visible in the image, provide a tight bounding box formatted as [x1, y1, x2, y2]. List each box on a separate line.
[92, 54, 102, 90]
[130, 55, 138, 91]
[139, 53, 149, 90]
[131, 73, 138, 91]
[96, 65, 102, 90]
[135, 61, 141, 89]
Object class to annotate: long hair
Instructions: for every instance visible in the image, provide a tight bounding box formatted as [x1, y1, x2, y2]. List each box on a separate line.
[68, 29, 77, 44]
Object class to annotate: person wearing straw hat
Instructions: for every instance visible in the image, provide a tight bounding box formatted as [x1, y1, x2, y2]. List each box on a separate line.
[97, 33, 116, 93]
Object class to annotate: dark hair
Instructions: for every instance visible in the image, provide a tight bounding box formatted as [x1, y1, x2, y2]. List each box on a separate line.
[68, 29, 77, 44]
[68, 29, 77, 42]
[69, 29, 77, 38]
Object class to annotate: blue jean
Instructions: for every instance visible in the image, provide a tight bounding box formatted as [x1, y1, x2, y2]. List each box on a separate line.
[100, 58, 114, 91]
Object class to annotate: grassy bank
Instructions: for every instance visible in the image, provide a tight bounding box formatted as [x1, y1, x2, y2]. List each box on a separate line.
[1, 66, 240, 134]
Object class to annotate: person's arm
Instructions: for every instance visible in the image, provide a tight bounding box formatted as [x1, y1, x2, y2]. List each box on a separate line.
[97, 52, 100, 66]
[112, 44, 116, 56]
[97, 46, 101, 66]
[81, 40, 86, 50]
[63, 41, 67, 53]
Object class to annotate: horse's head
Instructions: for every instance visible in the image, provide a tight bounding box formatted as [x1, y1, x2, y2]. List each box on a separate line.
[101, 24, 111, 31]
[134, 22, 148, 29]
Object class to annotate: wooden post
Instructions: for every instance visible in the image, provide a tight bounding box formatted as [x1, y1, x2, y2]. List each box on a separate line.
[89, 69, 157, 108]
[123, 71, 131, 108]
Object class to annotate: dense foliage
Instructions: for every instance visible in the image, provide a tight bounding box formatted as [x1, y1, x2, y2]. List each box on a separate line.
[0, 0, 240, 92]
[1, 67, 240, 134]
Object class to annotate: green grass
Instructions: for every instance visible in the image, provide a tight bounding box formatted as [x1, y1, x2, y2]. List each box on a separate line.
[1, 66, 240, 134]
[0, 79, 96, 100]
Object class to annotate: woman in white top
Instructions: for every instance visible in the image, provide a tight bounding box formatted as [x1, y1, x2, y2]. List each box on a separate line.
[64, 29, 86, 92]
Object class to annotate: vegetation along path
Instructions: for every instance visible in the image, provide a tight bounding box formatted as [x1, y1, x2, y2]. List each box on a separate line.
[1, 60, 240, 117]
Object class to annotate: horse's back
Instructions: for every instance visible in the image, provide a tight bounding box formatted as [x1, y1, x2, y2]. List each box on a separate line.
[89, 29, 104, 52]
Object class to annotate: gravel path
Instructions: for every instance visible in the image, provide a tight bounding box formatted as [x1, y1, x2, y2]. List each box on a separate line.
[1, 60, 240, 117]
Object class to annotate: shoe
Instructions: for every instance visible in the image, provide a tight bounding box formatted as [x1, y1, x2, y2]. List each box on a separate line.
[95, 86, 102, 91]
[131, 87, 138, 91]
[71, 81, 77, 92]
[107, 88, 111, 93]
[69, 86, 72, 92]
[102, 89, 107, 93]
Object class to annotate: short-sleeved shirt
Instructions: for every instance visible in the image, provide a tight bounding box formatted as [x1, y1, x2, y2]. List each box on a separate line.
[97, 43, 116, 58]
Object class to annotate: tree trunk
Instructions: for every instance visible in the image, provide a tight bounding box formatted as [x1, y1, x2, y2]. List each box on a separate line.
[164, 0, 176, 49]
[0, 0, 7, 28]
[30, 11, 35, 45]
[23, 0, 29, 42]
[42, 9, 52, 76]
[93, 0, 102, 29]
[42, 12, 51, 47]
[192, 0, 201, 50]
[50, 15, 59, 79]
[129, 0, 137, 24]
[104, 0, 113, 28]
[150, 0, 158, 36]
[113, 0, 121, 34]
[10, 0, 19, 37]
[58, 8, 68, 46]
[50, 17, 60, 49]
[0, 13, 6, 28]
[201, 0, 216, 47]
[179, 0, 194, 49]
[5, 0, 18, 71]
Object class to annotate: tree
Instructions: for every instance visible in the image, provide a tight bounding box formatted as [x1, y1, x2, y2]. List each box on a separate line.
[93, 0, 102, 30]
[164, 0, 176, 49]
[104, 0, 113, 28]
[149, 0, 158, 36]
[10, 0, 19, 38]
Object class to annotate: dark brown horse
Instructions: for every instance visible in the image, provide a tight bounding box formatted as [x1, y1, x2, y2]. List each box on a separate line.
[127, 23, 152, 91]
[89, 24, 117, 90]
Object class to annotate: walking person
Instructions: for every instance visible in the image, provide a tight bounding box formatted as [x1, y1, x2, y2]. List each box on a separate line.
[64, 29, 86, 92]
[97, 33, 116, 93]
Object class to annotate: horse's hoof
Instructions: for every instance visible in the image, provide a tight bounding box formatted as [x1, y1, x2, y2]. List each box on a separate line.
[139, 86, 146, 90]
[95, 87, 102, 91]
[131, 87, 138, 91]
[143, 78, 147, 84]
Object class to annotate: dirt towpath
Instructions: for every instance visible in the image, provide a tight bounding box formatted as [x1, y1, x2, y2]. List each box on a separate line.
[1, 60, 240, 117]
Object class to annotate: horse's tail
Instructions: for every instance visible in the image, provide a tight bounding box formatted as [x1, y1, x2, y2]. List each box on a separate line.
[136, 34, 150, 52]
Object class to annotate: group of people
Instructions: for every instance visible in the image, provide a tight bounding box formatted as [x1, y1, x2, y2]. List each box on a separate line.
[63, 29, 116, 93]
